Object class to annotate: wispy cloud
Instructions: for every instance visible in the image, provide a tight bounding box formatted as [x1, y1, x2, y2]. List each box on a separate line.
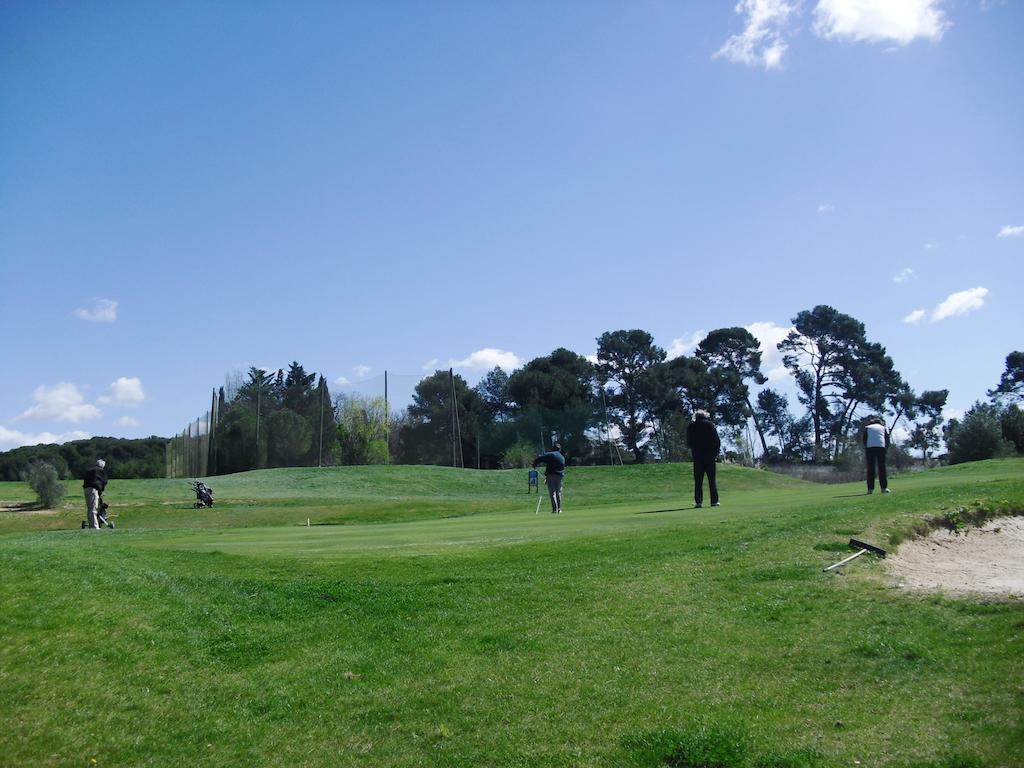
[0, 425, 91, 450]
[813, 0, 949, 45]
[903, 309, 926, 324]
[923, 242, 938, 250]
[931, 287, 988, 322]
[334, 376, 351, 386]
[893, 267, 916, 283]
[817, 202, 835, 215]
[353, 365, 371, 378]
[118, 416, 140, 428]
[74, 298, 118, 323]
[997, 224, 1024, 238]
[714, 0, 797, 69]
[666, 330, 707, 359]
[14, 383, 101, 423]
[421, 359, 439, 372]
[449, 348, 522, 371]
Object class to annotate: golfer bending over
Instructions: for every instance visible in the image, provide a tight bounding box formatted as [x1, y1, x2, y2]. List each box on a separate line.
[687, 410, 720, 508]
[83, 459, 107, 529]
[862, 416, 890, 494]
[533, 442, 566, 514]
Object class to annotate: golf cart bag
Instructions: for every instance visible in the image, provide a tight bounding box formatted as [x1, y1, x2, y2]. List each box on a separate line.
[81, 494, 114, 529]
[191, 481, 214, 509]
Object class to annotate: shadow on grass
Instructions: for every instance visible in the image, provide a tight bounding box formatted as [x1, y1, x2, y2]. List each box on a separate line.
[636, 507, 692, 515]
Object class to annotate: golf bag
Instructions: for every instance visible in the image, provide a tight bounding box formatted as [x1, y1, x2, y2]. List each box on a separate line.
[81, 493, 114, 529]
[191, 481, 214, 509]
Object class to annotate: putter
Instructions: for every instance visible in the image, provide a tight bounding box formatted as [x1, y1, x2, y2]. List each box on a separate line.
[535, 491, 544, 515]
[823, 538, 887, 572]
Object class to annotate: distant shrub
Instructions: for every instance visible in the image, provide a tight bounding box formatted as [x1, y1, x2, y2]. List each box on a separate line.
[19, 460, 66, 509]
[501, 442, 537, 469]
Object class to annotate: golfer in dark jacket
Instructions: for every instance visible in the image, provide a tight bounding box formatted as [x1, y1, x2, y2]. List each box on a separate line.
[686, 410, 720, 508]
[533, 443, 566, 514]
[83, 459, 107, 529]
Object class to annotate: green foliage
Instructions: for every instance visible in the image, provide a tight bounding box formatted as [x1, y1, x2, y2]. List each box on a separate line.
[19, 460, 66, 508]
[500, 441, 536, 469]
[335, 395, 389, 465]
[596, 329, 667, 463]
[265, 409, 313, 467]
[946, 403, 1015, 465]
[0, 437, 166, 481]
[987, 350, 1024, 401]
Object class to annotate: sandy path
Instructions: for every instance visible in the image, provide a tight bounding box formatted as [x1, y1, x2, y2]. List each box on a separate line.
[886, 515, 1024, 599]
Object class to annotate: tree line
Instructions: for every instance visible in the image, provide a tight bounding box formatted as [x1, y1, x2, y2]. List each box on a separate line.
[7, 305, 1017, 481]
[197, 306, 1023, 474]
[0, 436, 167, 482]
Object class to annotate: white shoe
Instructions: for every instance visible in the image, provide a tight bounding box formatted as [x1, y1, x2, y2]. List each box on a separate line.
[694, 503, 702, 509]
[711, 502, 721, 507]
[882, 488, 891, 494]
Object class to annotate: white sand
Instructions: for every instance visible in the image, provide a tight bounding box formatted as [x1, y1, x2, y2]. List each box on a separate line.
[886, 516, 1024, 599]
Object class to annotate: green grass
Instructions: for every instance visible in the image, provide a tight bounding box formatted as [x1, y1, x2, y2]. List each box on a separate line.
[1, 459, 1022, 767]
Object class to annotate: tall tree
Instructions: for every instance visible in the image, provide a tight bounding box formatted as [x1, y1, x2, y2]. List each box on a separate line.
[696, 328, 769, 456]
[398, 370, 484, 466]
[475, 367, 515, 422]
[778, 305, 873, 459]
[508, 348, 596, 457]
[595, 330, 666, 463]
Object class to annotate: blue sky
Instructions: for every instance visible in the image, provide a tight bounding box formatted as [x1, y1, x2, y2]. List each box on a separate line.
[1, 0, 1021, 450]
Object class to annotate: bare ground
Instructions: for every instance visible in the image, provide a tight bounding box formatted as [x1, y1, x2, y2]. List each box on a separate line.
[887, 515, 1024, 599]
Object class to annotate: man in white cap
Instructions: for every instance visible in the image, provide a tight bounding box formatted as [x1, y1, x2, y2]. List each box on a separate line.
[83, 459, 108, 529]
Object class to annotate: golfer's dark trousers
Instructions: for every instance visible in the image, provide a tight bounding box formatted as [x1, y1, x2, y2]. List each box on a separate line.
[866, 447, 888, 491]
[693, 457, 718, 505]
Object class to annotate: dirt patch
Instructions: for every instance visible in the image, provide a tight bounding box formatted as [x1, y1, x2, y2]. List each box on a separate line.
[887, 516, 1024, 599]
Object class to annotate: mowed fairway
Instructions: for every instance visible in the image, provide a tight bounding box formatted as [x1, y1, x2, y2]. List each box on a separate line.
[1, 460, 1022, 767]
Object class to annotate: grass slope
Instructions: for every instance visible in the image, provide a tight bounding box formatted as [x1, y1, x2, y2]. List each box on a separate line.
[1, 459, 1022, 767]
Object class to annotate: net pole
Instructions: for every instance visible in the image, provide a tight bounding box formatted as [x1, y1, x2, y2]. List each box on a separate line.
[384, 370, 389, 466]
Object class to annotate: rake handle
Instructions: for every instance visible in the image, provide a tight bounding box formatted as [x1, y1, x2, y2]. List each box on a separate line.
[822, 548, 868, 572]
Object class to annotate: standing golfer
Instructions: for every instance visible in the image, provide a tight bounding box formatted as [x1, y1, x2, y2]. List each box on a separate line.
[533, 442, 566, 514]
[83, 459, 107, 529]
[862, 416, 890, 494]
[687, 410, 720, 508]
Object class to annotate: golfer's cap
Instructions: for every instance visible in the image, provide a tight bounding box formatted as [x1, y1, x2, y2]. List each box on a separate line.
[97, 459, 106, 468]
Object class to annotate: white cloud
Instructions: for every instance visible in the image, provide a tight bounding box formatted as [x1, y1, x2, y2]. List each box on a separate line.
[449, 348, 523, 371]
[0, 425, 91, 450]
[666, 330, 707, 359]
[421, 359, 439, 372]
[99, 377, 145, 407]
[353, 365, 371, 379]
[903, 308, 926, 324]
[74, 298, 118, 323]
[893, 267, 916, 283]
[931, 286, 988, 322]
[15, 383, 101, 423]
[585, 353, 599, 365]
[997, 224, 1024, 238]
[923, 242, 938, 250]
[714, 0, 798, 69]
[817, 203, 835, 214]
[334, 376, 351, 386]
[745, 321, 793, 381]
[118, 416, 140, 428]
[813, 0, 949, 45]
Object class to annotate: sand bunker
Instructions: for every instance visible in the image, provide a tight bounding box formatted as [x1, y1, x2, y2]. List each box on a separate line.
[887, 516, 1024, 599]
